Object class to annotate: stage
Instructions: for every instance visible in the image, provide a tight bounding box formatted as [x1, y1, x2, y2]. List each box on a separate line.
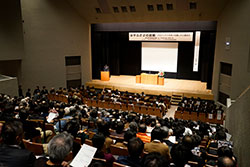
[86, 75, 213, 100]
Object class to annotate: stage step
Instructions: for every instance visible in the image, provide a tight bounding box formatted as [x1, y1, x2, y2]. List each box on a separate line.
[171, 101, 180, 105]
[171, 93, 183, 105]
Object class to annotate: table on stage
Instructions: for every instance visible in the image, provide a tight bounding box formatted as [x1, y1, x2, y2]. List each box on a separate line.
[141, 73, 158, 85]
[136, 73, 164, 85]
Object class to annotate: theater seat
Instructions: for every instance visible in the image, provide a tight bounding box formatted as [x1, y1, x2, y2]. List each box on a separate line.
[110, 144, 128, 156]
[23, 139, 44, 155]
[113, 162, 128, 167]
[85, 139, 93, 146]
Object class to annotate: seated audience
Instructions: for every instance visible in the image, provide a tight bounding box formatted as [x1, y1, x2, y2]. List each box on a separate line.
[92, 133, 115, 167]
[55, 108, 74, 131]
[171, 135, 204, 167]
[161, 126, 174, 150]
[34, 132, 73, 167]
[115, 130, 136, 148]
[97, 121, 113, 153]
[217, 156, 236, 167]
[217, 146, 234, 158]
[0, 120, 36, 167]
[129, 121, 138, 133]
[117, 137, 144, 167]
[142, 152, 170, 167]
[63, 120, 81, 157]
[144, 127, 171, 161]
[136, 123, 151, 143]
[19, 110, 41, 140]
[110, 121, 125, 137]
[0, 87, 237, 167]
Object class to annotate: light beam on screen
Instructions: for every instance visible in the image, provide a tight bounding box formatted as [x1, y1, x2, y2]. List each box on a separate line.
[141, 42, 178, 72]
[193, 31, 201, 72]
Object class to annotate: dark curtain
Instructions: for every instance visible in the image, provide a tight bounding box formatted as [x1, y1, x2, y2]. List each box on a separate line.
[199, 32, 216, 89]
[91, 31, 141, 79]
[177, 40, 200, 80]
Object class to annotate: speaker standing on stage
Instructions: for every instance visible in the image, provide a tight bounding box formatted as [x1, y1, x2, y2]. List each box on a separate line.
[104, 64, 109, 71]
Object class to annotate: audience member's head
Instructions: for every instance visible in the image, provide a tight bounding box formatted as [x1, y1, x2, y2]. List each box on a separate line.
[142, 152, 169, 167]
[116, 121, 124, 134]
[97, 121, 110, 137]
[216, 130, 227, 141]
[150, 121, 156, 128]
[124, 130, 136, 143]
[217, 146, 234, 158]
[63, 120, 80, 138]
[90, 110, 98, 119]
[128, 137, 144, 157]
[139, 124, 147, 133]
[217, 156, 236, 167]
[1, 120, 23, 145]
[182, 135, 194, 150]
[89, 160, 106, 167]
[174, 125, 185, 139]
[48, 132, 73, 164]
[151, 127, 163, 141]
[192, 134, 201, 147]
[96, 119, 103, 127]
[92, 133, 105, 150]
[161, 126, 169, 139]
[129, 121, 138, 133]
[19, 109, 29, 121]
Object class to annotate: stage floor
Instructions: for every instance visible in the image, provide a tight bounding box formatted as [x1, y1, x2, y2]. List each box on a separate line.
[86, 75, 213, 100]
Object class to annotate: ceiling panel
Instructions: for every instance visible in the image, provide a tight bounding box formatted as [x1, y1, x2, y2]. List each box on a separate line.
[67, 0, 229, 23]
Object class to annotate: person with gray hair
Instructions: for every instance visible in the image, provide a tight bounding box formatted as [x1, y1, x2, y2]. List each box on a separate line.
[34, 132, 73, 167]
[129, 121, 138, 133]
[162, 126, 174, 150]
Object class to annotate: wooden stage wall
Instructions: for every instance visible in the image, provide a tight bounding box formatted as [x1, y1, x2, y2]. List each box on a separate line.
[86, 75, 214, 100]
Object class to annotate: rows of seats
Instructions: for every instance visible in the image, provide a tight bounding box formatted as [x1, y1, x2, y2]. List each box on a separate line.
[47, 87, 170, 118]
[0, 87, 234, 167]
[175, 110, 223, 125]
[83, 98, 164, 118]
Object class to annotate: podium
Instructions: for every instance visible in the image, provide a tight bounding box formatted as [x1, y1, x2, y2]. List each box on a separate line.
[101, 71, 110, 81]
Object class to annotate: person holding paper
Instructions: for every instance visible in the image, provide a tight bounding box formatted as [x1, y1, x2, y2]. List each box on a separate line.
[92, 133, 115, 167]
[34, 132, 73, 167]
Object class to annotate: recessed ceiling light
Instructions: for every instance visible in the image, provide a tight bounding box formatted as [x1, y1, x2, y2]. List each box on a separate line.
[189, 2, 197, 10]
[113, 7, 119, 13]
[130, 6, 136, 12]
[95, 8, 102, 13]
[166, 3, 173, 10]
[157, 4, 163, 11]
[121, 6, 128, 13]
[147, 5, 154, 11]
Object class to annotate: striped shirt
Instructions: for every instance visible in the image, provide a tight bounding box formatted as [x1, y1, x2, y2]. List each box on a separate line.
[136, 132, 151, 143]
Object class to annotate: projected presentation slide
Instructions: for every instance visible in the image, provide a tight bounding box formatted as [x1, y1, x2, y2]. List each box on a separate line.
[141, 42, 179, 73]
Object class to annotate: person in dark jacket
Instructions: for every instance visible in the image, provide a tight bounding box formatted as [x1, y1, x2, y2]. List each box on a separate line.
[0, 120, 36, 167]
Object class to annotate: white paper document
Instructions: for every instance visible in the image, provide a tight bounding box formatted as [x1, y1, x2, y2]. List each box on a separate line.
[71, 144, 97, 167]
[168, 136, 176, 143]
[47, 112, 57, 123]
[226, 133, 232, 141]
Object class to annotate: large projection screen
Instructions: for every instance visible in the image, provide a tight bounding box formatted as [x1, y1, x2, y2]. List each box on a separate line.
[141, 42, 178, 72]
